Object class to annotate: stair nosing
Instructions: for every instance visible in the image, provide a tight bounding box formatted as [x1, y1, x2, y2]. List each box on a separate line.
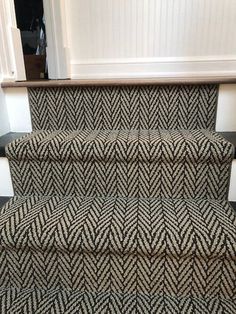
[1, 131, 235, 158]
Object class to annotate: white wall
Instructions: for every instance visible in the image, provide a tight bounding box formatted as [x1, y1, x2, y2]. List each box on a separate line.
[0, 88, 10, 136]
[0, 158, 14, 196]
[229, 160, 236, 202]
[4, 88, 32, 133]
[66, 0, 236, 79]
[216, 84, 236, 131]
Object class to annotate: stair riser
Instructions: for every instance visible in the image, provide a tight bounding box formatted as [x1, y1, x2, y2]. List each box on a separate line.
[1, 248, 235, 299]
[9, 159, 232, 199]
[28, 85, 218, 130]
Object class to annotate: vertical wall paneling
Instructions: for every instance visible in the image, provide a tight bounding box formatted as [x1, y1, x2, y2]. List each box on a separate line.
[67, 0, 236, 78]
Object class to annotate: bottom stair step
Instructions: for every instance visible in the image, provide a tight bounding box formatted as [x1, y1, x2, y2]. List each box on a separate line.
[0, 288, 235, 314]
[0, 196, 236, 304]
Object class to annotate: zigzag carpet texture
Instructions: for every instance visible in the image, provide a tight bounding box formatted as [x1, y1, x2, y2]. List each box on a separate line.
[1, 84, 236, 313]
[6, 129, 233, 199]
[28, 85, 218, 130]
[1, 288, 236, 314]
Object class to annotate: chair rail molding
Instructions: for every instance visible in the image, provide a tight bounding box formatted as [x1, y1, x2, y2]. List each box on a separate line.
[43, 0, 70, 79]
[0, 0, 25, 81]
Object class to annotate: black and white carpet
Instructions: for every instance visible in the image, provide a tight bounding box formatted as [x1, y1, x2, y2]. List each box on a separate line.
[1, 84, 235, 313]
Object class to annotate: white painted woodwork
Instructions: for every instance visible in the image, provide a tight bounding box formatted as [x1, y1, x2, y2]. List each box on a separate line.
[68, 0, 236, 59]
[0, 158, 14, 196]
[229, 160, 236, 202]
[66, 0, 236, 79]
[0, 88, 10, 136]
[0, 0, 25, 81]
[4, 88, 32, 133]
[216, 84, 236, 131]
[43, 0, 70, 79]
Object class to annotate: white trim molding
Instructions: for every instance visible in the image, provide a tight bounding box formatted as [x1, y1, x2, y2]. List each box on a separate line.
[0, 158, 14, 197]
[229, 160, 236, 202]
[216, 84, 236, 132]
[70, 56, 236, 80]
[4, 87, 32, 133]
[43, 0, 70, 79]
[0, 0, 25, 81]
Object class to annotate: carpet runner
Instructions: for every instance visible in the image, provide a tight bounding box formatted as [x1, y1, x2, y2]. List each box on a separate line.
[1, 84, 236, 313]
[6, 129, 233, 199]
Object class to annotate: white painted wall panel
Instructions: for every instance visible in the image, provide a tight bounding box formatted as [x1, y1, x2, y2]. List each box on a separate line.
[0, 88, 10, 136]
[5, 88, 32, 133]
[67, 0, 236, 61]
[229, 160, 236, 202]
[216, 84, 236, 132]
[0, 158, 13, 196]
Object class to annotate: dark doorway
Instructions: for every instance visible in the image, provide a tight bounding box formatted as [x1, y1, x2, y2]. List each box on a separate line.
[14, 0, 48, 80]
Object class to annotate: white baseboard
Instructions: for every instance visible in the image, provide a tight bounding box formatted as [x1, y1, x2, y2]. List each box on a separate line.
[71, 57, 236, 79]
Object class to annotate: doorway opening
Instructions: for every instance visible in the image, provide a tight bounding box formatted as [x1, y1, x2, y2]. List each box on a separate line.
[14, 0, 48, 80]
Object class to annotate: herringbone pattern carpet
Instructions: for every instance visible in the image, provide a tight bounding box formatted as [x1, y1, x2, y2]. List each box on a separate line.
[0, 196, 236, 299]
[28, 85, 218, 130]
[6, 129, 233, 199]
[1, 288, 236, 314]
[1, 84, 236, 312]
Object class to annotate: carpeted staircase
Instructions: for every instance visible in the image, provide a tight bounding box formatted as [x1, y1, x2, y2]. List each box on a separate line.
[0, 84, 236, 313]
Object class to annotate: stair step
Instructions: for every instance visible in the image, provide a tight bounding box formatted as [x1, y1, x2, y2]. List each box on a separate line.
[1, 131, 236, 158]
[3, 196, 236, 210]
[27, 85, 218, 130]
[0, 196, 235, 299]
[0, 287, 235, 314]
[6, 129, 233, 199]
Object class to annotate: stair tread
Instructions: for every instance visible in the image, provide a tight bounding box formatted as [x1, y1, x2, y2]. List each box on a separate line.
[2, 131, 235, 159]
[6, 129, 234, 199]
[0, 287, 235, 314]
[1, 196, 236, 258]
[6, 129, 233, 162]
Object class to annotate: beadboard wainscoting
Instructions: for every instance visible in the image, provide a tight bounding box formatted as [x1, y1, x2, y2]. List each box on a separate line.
[65, 0, 236, 79]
